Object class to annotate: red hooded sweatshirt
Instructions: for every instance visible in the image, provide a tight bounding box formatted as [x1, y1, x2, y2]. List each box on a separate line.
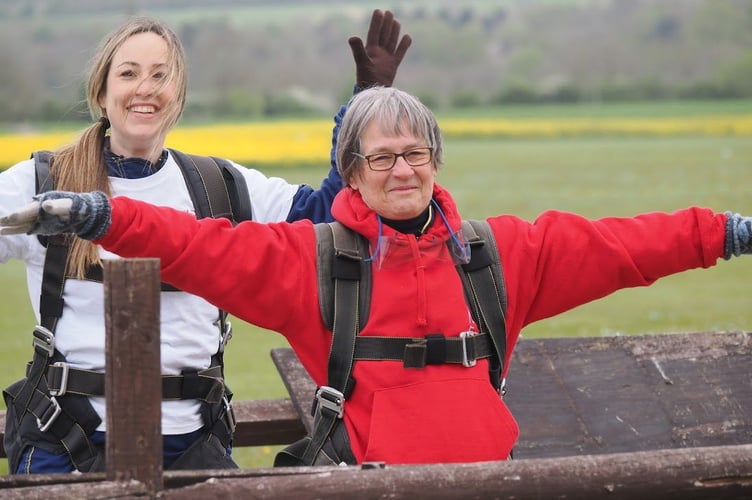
[97, 183, 727, 464]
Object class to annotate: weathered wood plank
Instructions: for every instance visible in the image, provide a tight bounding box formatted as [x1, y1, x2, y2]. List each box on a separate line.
[270, 348, 316, 433]
[1, 331, 746, 463]
[0, 478, 147, 499]
[157, 444, 752, 500]
[269, 331, 752, 459]
[1, 332, 749, 498]
[0, 398, 306, 460]
[103, 259, 163, 493]
[506, 331, 752, 458]
[230, 398, 306, 446]
[4, 445, 750, 499]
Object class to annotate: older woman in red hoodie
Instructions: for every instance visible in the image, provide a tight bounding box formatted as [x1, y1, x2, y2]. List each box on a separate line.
[2, 86, 749, 467]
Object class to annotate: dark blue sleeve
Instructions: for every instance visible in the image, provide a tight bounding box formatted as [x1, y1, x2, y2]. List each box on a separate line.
[285, 92, 357, 223]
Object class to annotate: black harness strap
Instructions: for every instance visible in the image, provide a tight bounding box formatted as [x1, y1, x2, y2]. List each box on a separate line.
[7, 149, 251, 471]
[301, 222, 370, 465]
[167, 148, 252, 366]
[39, 363, 226, 402]
[3, 153, 103, 471]
[168, 149, 252, 223]
[325, 221, 372, 394]
[352, 331, 496, 368]
[458, 219, 508, 392]
[32, 150, 54, 194]
[292, 219, 508, 466]
[277, 219, 510, 467]
[169, 149, 233, 220]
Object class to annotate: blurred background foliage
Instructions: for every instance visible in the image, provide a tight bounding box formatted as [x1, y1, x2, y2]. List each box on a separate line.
[0, 0, 750, 127]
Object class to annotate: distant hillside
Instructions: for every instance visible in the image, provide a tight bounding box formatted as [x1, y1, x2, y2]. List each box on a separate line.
[0, 0, 750, 123]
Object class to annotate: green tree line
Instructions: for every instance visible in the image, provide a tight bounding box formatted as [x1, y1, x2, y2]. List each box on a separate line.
[0, 0, 750, 124]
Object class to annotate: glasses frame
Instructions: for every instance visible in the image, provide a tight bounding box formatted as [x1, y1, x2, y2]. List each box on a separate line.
[352, 147, 434, 171]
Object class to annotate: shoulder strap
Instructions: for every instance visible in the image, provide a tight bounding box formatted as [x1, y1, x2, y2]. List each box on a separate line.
[298, 222, 370, 465]
[168, 149, 252, 223]
[315, 219, 508, 391]
[305, 219, 507, 465]
[169, 148, 253, 361]
[315, 219, 508, 389]
[32, 150, 54, 194]
[458, 219, 508, 392]
[32, 150, 69, 332]
[314, 222, 371, 394]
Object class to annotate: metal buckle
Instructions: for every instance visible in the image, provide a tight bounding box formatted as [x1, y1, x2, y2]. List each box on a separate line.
[459, 331, 478, 367]
[36, 396, 62, 432]
[223, 395, 237, 432]
[32, 326, 55, 357]
[216, 320, 233, 354]
[315, 386, 344, 419]
[48, 362, 70, 397]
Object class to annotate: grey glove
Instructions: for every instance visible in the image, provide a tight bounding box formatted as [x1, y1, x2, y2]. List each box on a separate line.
[0, 190, 111, 240]
[724, 212, 752, 259]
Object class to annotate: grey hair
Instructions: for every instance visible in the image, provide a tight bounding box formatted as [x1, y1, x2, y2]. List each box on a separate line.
[336, 86, 444, 186]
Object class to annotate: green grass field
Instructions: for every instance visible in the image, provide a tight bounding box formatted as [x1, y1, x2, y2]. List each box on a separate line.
[0, 133, 750, 470]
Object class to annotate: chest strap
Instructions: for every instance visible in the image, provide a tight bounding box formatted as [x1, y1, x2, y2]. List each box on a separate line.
[30, 364, 226, 403]
[353, 332, 495, 369]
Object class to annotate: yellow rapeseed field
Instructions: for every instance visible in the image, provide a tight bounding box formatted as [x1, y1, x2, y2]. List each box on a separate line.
[0, 114, 751, 168]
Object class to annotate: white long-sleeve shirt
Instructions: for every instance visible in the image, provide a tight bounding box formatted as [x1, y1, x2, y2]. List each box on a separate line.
[0, 152, 313, 434]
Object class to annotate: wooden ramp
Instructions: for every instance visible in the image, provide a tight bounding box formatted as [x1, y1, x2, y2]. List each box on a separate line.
[270, 330, 752, 458]
[504, 331, 752, 458]
[1, 331, 750, 499]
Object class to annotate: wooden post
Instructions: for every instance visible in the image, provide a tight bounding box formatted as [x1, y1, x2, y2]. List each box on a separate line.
[103, 258, 162, 493]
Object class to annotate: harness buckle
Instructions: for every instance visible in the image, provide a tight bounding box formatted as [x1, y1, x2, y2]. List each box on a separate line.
[36, 396, 62, 432]
[217, 320, 233, 354]
[48, 361, 70, 397]
[222, 395, 237, 432]
[32, 326, 55, 357]
[315, 386, 344, 419]
[459, 331, 478, 367]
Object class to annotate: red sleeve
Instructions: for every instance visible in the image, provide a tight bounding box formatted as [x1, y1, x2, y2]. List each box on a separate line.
[489, 207, 727, 343]
[96, 196, 323, 338]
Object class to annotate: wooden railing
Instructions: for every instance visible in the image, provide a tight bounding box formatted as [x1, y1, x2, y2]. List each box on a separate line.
[0, 259, 750, 499]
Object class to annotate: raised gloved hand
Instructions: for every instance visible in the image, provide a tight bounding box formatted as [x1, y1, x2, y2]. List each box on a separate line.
[0, 190, 111, 240]
[349, 9, 412, 89]
[724, 212, 752, 258]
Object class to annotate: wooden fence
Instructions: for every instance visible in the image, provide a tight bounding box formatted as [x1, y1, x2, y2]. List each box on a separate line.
[0, 259, 750, 499]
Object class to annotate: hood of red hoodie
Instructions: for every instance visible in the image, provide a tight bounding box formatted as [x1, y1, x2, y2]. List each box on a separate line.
[331, 182, 464, 242]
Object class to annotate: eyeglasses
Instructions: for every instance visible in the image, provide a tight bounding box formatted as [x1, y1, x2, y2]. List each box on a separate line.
[352, 147, 433, 171]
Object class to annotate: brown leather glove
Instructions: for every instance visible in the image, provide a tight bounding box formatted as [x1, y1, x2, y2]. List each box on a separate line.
[349, 9, 412, 89]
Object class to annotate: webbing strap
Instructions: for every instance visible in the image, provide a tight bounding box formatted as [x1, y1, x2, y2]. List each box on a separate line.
[326, 222, 370, 392]
[168, 149, 252, 363]
[352, 332, 496, 367]
[15, 234, 71, 422]
[304, 219, 507, 464]
[39, 236, 69, 330]
[13, 151, 103, 469]
[301, 389, 343, 465]
[21, 148, 246, 469]
[458, 220, 508, 391]
[169, 149, 234, 220]
[40, 363, 226, 402]
[301, 223, 370, 464]
[32, 150, 54, 196]
[7, 382, 99, 470]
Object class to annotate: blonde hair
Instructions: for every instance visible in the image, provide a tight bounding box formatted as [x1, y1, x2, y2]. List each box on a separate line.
[50, 16, 187, 278]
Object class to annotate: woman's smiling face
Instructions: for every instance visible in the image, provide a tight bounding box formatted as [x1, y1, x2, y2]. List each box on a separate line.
[349, 119, 437, 221]
[98, 31, 177, 161]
